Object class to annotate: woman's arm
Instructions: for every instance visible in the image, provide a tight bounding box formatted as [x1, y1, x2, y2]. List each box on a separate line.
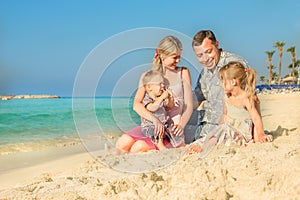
[172, 68, 193, 136]
[179, 68, 193, 128]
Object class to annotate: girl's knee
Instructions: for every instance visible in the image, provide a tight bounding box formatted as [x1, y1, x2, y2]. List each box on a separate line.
[130, 140, 151, 153]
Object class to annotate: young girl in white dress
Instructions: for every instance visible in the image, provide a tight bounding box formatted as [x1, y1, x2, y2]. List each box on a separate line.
[185, 61, 273, 155]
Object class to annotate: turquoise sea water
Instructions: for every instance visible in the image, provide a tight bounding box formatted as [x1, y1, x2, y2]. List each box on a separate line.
[0, 97, 140, 154]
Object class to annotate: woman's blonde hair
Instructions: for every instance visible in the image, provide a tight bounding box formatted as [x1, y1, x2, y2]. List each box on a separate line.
[152, 36, 182, 73]
[218, 61, 257, 101]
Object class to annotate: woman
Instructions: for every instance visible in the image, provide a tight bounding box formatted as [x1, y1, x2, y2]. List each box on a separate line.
[116, 36, 193, 153]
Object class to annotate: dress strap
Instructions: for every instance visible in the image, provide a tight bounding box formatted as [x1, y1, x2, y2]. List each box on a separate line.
[180, 67, 187, 79]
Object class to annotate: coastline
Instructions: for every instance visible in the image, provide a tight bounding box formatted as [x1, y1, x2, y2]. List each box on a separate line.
[0, 94, 60, 100]
[0, 92, 299, 199]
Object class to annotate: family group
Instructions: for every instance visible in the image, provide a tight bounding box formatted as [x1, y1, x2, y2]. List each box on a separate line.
[115, 30, 273, 155]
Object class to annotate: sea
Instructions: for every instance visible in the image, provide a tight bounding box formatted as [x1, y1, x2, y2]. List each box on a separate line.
[0, 97, 140, 155]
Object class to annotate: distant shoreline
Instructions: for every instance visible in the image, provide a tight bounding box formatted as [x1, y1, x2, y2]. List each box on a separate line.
[0, 95, 60, 100]
[1, 95, 134, 100]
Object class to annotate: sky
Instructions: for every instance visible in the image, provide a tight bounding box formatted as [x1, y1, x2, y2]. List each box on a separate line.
[1, 0, 299, 97]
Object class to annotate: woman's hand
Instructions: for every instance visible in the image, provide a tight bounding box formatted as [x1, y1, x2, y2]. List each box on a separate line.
[153, 118, 165, 138]
[172, 124, 184, 136]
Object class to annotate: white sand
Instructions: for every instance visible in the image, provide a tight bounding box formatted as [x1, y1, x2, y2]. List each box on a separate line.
[0, 93, 300, 199]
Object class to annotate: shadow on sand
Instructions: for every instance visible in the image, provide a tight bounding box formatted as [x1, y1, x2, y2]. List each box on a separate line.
[265, 125, 297, 140]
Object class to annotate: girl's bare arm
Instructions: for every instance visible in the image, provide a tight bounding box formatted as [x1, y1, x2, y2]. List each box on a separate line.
[244, 98, 272, 143]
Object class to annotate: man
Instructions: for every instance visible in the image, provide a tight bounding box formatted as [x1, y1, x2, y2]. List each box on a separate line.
[185, 30, 249, 143]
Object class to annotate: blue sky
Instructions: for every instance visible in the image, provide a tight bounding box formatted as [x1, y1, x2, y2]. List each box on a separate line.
[1, 0, 299, 96]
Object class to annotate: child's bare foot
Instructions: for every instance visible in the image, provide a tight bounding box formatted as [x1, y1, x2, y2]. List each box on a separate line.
[184, 136, 217, 155]
[184, 143, 203, 154]
[177, 142, 186, 148]
[156, 139, 167, 150]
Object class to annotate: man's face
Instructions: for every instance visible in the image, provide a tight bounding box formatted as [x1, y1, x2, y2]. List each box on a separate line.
[193, 37, 220, 70]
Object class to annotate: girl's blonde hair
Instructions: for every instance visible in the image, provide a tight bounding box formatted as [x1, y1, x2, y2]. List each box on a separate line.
[152, 36, 182, 73]
[218, 61, 257, 101]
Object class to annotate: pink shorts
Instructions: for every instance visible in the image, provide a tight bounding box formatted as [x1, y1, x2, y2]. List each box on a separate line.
[126, 126, 172, 150]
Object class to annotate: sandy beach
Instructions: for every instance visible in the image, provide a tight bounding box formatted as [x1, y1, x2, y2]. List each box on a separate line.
[0, 92, 300, 199]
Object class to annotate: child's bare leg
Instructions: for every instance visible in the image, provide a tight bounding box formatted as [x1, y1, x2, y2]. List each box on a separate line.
[177, 142, 186, 148]
[156, 138, 166, 150]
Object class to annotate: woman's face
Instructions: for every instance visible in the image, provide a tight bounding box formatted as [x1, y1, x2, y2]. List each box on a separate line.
[161, 50, 181, 69]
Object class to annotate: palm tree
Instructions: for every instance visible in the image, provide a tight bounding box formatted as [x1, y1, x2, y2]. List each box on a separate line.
[259, 76, 266, 85]
[272, 71, 278, 83]
[288, 60, 300, 75]
[287, 66, 298, 78]
[270, 65, 277, 83]
[287, 46, 296, 81]
[274, 41, 286, 84]
[265, 50, 275, 85]
[296, 60, 300, 84]
[288, 59, 300, 71]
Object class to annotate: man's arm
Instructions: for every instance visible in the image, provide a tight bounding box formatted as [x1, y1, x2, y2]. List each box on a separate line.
[194, 72, 206, 106]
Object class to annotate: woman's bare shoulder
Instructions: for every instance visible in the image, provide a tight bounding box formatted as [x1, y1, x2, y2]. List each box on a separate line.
[179, 66, 190, 75]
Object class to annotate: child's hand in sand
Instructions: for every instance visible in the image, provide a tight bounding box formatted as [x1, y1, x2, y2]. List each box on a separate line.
[254, 132, 273, 143]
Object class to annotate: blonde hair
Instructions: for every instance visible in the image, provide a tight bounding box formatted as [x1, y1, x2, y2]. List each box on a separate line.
[218, 61, 257, 101]
[152, 36, 182, 73]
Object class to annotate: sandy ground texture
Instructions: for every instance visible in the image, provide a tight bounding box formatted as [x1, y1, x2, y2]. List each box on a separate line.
[0, 93, 300, 200]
